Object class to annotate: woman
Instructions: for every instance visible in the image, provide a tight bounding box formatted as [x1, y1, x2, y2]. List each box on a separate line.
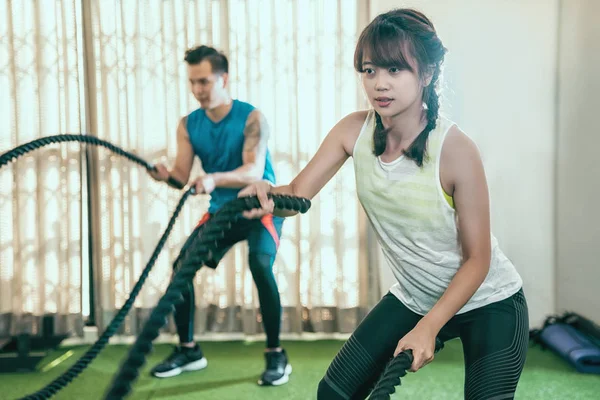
[239, 8, 528, 400]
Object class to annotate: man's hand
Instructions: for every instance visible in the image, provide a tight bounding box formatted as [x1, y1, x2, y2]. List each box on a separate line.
[193, 175, 216, 195]
[149, 163, 170, 182]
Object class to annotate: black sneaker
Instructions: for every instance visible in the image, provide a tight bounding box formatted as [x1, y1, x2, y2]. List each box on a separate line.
[151, 344, 208, 378]
[258, 349, 292, 386]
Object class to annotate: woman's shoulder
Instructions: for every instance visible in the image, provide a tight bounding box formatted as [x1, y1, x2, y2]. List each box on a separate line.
[442, 123, 478, 156]
[336, 109, 370, 129]
[439, 122, 484, 189]
[334, 110, 371, 155]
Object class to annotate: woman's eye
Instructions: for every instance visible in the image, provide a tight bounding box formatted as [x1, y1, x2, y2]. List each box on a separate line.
[389, 67, 400, 73]
[364, 68, 375, 74]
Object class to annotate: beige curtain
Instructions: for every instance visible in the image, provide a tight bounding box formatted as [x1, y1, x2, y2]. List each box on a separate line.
[1, 0, 379, 339]
[88, 0, 379, 337]
[0, 0, 85, 337]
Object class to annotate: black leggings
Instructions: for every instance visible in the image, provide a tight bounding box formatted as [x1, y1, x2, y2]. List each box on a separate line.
[318, 289, 529, 400]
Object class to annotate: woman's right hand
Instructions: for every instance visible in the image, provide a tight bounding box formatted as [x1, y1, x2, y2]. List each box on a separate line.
[149, 163, 170, 182]
[238, 181, 275, 219]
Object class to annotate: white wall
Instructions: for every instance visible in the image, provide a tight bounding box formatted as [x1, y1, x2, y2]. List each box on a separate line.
[370, 0, 560, 326]
[556, 0, 600, 324]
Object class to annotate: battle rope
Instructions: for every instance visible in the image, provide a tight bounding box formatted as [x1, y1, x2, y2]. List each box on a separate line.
[20, 188, 194, 400]
[103, 194, 311, 400]
[368, 337, 444, 400]
[1, 134, 188, 399]
[0, 134, 184, 189]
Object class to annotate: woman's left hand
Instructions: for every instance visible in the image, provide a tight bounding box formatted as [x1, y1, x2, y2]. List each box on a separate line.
[394, 321, 439, 372]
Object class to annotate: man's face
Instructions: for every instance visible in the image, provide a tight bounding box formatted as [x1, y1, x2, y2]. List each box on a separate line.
[188, 60, 227, 109]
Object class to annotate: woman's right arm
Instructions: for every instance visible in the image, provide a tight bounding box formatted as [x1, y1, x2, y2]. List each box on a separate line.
[239, 111, 368, 218]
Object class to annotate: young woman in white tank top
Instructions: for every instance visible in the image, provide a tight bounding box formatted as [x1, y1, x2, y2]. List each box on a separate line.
[240, 8, 529, 400]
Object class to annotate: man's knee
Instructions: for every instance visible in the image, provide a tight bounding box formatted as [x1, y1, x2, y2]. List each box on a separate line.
[248, 253, 274, 275]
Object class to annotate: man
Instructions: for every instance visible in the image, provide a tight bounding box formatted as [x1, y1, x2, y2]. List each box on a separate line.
[149, 45, 291, 386]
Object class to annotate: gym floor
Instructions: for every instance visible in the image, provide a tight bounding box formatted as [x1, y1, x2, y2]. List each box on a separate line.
[2, 339, 599, 399]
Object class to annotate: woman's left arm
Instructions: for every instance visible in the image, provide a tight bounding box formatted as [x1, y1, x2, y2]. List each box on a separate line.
[395, 127, 493, 371]
[421, 126, 492, 332]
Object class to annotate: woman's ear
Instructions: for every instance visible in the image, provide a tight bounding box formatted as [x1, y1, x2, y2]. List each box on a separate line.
[422, 66, 434, 87]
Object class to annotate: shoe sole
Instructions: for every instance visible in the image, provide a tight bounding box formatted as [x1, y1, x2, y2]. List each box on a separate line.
[152, 357, 208, 378]
[258, 364, 293, 386]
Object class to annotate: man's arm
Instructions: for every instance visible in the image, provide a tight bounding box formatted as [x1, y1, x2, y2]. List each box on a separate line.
[169, 117, 195, 184]
[150, 116, 195, 186]
[206, 109, 269, 188]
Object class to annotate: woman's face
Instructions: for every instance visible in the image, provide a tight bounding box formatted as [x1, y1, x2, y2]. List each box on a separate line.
[360, 60, 425, 119]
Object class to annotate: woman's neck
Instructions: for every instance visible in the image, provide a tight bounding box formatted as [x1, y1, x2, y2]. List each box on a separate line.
[381, 104, 427, 153]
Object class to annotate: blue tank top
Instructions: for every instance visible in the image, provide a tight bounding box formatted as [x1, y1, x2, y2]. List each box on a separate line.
[186, 100, 276, 213]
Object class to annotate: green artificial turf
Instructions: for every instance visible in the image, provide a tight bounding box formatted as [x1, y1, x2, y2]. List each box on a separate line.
[1, 340, 598, 399]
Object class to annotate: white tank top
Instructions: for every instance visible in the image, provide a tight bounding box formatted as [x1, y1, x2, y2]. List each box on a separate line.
[352, 110, 522, 315]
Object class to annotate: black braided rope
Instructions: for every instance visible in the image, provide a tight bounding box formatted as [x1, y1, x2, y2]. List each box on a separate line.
[0, 134, 188, 399]
[0, 134, 153, 170]
[0, 134, 184, 189]
[369, 351, 413, 400]
[368, 338, 444, 400]
[103, 194, 311, 400]
[20, 188, 195, 400]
